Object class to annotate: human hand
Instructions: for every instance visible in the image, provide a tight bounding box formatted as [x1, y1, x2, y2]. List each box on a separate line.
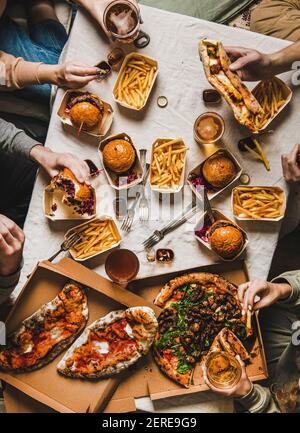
[238, 278, 292, 313]
[78, 0, 140, 39]
[281, 144, 300, 184]
[53, 62, 100, 88]
[0, 215, 24, 277]
[224, 46, 274, 81]
[202, 355, 252, 398]
[30, 145, 91, 183]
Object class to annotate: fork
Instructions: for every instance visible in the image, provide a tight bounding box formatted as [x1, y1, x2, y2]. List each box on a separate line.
[48, 232, 82, 262]
[121, 164, 150, 232]
[143, 205, 198, 250]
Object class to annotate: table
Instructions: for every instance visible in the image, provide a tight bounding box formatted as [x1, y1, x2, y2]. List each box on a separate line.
[15, 5, 300, 412]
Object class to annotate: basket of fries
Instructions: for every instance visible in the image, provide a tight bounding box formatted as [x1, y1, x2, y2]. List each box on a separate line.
[65, 217, 122, 261]
[113, 52, 158, 110]
[150, 138, 188, 193]
[232, 186, 286, 221]
[251, 77, 292, 131]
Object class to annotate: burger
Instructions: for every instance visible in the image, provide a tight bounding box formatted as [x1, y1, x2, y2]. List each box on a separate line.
[68, 92, 104, 130]
[207, 220, 244, 259]
[50, 168, 96, 216]
[103, 139, 135, 174]
[202, 152, 236, 189]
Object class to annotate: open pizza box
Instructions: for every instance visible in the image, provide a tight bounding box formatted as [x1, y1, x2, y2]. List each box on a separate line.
[3, 259, 268, 412]
[0, 258, 161, 413]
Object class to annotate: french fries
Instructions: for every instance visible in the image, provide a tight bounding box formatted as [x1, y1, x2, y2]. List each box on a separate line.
[114, 55, 158, 110]
[232, 186, 285, 220]
[252, 77, 290, 130]
[150, 138, 188, 191]
[68, 218, 121, 260]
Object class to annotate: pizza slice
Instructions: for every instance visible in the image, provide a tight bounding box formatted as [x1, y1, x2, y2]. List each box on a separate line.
[57, 306, 158, 379]
[206, 327, 250, 363]
[49, 168, 96, 216]
[199, 39, 264, 132]
[0, 282, 88, 372]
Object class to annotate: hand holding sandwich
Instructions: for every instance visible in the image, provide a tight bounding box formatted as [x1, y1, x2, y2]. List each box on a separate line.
[0, 215, 24, 277]
[281, 143, 300, 184]
[30, 145, 91, 184]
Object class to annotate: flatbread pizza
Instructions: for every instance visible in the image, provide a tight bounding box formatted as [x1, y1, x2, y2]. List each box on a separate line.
[57, 306, 158, 379]
[199, 39, 263, 132]
[153, 272, 251, 388]
[0, 282, 88, 372]
[206, 328, 250, 362]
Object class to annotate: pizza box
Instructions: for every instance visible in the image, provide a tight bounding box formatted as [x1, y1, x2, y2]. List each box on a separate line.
[187, 148, 242, 201]
[65, 216, 122, 262]
[112, 52, 159, 111]
[98, 133, 144, 191]
[125, 260, 268, 402]
[231, 186, 286, 222]
[194, 208, 249, 261]
[149, 138, 188, 194]
[0, 258, 161, 413]
[253, 77, 292, 132]
[57, 90, 114, 141]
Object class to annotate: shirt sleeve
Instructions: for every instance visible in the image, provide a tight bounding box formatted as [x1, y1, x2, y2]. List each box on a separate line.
[272, 270, 300, 309]
[0, 265, 21, 305]
[234, 384, 280, 413]
[0, 118, 40, 159]
[0, 50, 43, 90]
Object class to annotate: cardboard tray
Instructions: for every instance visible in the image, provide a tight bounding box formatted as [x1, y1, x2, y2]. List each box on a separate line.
[194, 208, 249, 261]
[65, 216, 122, 262]
[0, 258, 160, 413]
[231, 186, 286, 222]
[149, 138, 187, 194]
[57, 90, 114, 140]
[126, 260, 268, 401]
[187, 148, 242, 201]
[98, 133, 144, 191]
[113, 52, 159, 111]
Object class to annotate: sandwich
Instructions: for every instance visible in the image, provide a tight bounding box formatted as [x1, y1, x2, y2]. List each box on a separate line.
[202, 152, 237, 189]
[207, 220, 244, 259]
[67, 92, 104, 130]
[102, 139, 135, 174]
[199, 39, 263, 131]
[50, 168, 96, 216]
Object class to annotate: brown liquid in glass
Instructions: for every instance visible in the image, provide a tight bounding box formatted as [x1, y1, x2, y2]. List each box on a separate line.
[105, 249, 139, 283]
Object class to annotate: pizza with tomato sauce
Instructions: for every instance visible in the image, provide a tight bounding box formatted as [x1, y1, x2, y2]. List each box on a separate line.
[0, 282, 88, 372]
[153, 273, 251, 387]
[57, 306, 158, 379]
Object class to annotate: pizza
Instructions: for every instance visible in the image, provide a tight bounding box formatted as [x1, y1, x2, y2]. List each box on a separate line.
[199, 39, 263, 132]
[0, 282, 88, 372]
[206, 328, 250, 363]
[153, 273, 251, 387]
[57, 306, 158, 379]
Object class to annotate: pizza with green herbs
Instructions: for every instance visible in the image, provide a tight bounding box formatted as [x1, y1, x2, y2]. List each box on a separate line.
[153, 273, 251, 387]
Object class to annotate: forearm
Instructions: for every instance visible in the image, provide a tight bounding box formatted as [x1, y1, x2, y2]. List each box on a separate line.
[0, 118, 40, 160]
[269, 41, 300, 75]
[234, 384, 280, 413]
[0, 266, 21, 305]
[272, 270, 300, 310]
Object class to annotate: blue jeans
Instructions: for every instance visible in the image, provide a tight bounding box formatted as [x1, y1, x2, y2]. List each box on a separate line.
[0, 13, 68, 103]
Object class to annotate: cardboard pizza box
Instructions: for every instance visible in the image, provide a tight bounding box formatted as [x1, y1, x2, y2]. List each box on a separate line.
[0, 258, 160, 413]
[125, 260, 268, 401]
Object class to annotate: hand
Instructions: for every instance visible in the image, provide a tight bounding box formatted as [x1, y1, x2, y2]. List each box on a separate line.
[202, 355, 252, 398]
[281, 144, 300, 184]
[38, 62, 100, 88]
[30, 145, 91, 183]
[224, 46, 274, 81]
[238, 278, 292, 313]
[78, 0, 140, 39]
[0, 215, 24, 277]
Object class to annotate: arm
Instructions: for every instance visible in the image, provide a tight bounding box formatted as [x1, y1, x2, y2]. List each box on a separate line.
[0, 51, 100, 90]
[224, 41, 300, 81]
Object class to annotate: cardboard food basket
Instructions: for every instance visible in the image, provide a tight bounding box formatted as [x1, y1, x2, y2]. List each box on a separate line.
[98, 133, 144, 191]
[0, 258, 160, 413]
[57, 90, 114, 141]
[2, 260, 267, 412]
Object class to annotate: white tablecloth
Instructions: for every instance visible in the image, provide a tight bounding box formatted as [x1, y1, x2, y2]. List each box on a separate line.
[16, 5, 300, 412]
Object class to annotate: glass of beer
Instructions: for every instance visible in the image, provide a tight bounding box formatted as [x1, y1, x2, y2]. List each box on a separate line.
[103, 0, 141, 44]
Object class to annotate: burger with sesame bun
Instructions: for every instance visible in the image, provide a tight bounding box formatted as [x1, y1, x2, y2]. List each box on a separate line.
[207, 220, 244, 259]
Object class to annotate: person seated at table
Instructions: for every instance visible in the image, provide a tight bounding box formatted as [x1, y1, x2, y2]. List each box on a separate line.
[0, 117, 90, 227]
[250, 0, 300, 42]
[202, 272, 300, 413]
